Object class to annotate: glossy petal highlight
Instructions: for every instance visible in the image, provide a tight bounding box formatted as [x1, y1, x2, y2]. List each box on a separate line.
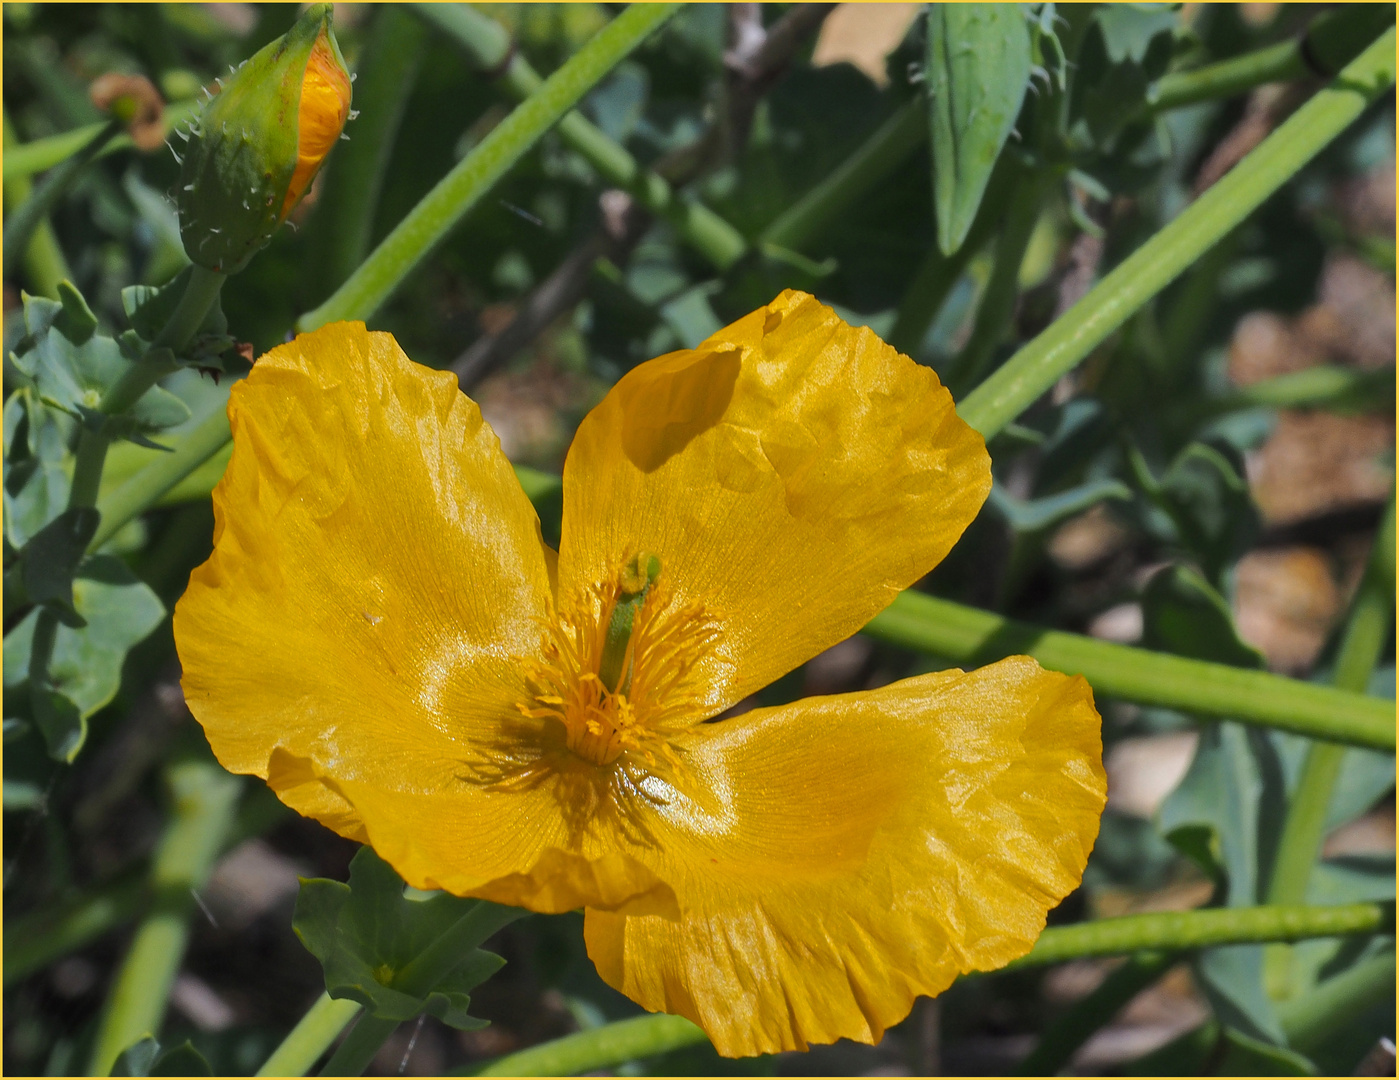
[174, 322, 553, 846]
[582, 657, 1106, 1057]
[558, 289, 991, 719]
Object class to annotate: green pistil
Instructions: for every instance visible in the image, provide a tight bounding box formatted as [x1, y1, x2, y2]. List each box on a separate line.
[598, 552, 661, 695]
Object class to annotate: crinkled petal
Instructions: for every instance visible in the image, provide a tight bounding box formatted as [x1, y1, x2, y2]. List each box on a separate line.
[582, 657, 1106, 1057]
[557, 290, 990, 719]
[174, 322, 554, 854]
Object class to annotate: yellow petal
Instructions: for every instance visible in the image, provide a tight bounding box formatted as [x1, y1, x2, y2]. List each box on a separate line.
[557, 289, 990, 718]
[174, 322, 553, 846]
[582, 656, 1106, 1057]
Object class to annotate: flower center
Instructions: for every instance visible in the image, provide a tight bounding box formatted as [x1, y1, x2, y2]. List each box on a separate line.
[518, 554, 717, 769]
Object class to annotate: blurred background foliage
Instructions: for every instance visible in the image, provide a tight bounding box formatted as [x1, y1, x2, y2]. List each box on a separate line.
[3, 2, 1395, 1076]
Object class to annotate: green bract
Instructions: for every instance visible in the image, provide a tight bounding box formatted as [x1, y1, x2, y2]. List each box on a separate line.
[174, 3, 343, 273]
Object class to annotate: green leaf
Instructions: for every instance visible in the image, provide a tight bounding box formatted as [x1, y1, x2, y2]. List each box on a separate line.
[986, 477, 1131, 533]
[22, 327, 192, 438]
[1214, 1026, 1319, 1075]
[4, 555, 165, 759]
[1160, 722, 1292, 1043]
[1197, 943, 1286, 1045]
[1093, 4, 1180, 65]
[1132, 441, 1259, 585]
[2, 391, 74, 549]
[112, 1036, 161, 1077]
[29, 688, 85, 766]
[19, 506, 100, 627]
[925, 3, 1032, 255]
[111, 1036, 212, 1077]
[52, 280, 98, 344]
[1141, 563, 1265, 669]
[150, 1041, 212, 1076]
[293, 847, 504, 1030]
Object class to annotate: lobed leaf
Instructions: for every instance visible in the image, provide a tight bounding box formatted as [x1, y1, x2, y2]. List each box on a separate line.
[293, 847, 504, 1031]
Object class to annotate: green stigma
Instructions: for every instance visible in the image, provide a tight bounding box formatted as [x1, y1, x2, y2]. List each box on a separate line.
[598, 552, 661, 695]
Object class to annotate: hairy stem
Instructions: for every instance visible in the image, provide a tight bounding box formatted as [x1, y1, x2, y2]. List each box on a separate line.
[299, 3, 683, 330]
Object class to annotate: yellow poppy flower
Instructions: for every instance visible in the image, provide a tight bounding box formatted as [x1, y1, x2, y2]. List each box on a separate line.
[174, 289, 1105, 1057]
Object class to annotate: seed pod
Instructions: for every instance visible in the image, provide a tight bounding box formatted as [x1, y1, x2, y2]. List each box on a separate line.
[176, 3, 351, 273]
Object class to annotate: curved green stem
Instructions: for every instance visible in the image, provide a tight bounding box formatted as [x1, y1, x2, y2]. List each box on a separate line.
[1263, 492, 1395, 997]
[150, 265, 226, 353]
[258, 992, 364, 1078]
[85, 760, 241, 1077]
[864, 589, 1395, 750]
[1267, 493, 1395, 909]
[299, 2, 682, 331]
[461, 903, 1388, 1077]
[1149, 4, 1395, 112]
[760, 97, 925, 254]
[957, 27, 1397, 439]
[90, 406, 236, 551]
[2, 119, 120, 277]
[412, 3, 747, 271]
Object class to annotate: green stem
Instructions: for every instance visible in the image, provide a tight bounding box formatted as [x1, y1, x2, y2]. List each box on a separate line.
[1007, 902, 1391, 969]
[1278, 951, 1396, 1053]
[957, 27, 1397, 439]
[21, 265, 227, 759]
[318, 1014, 399, 1077]
[1149, 4, 1396, 112]
[1209, 364, 1394, 414]
[760, 97, 926, 254]
[86, 760, 241, 1077]
[461, 903, 1387, 1077]
[314, 901, 526, 1076]
[3, 107, 74, 297]
[466, 1013, 708, 1077]
[412, 3, 747, 271]
[1013, 951, 1175, 1075]
[2, 119, 121, 277]
[311, 6, 427, 297]
[863, 589, 1395, 750]
[90, 406, 237, 552]
[299, 2, 682, 331]
[2, 878, 147, 990]
[151, 264, 226, 352]
[1262, 493, 1394, 994]
[1, 101, 201, 183]
[257, 993, 364, 1078]
[950, 168, 1045, 393]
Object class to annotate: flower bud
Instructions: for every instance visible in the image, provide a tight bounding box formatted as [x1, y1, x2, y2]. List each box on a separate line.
[175, 3, 350, 274]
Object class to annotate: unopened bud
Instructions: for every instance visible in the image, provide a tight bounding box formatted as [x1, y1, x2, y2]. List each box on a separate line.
[175, 3, 350, 273]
